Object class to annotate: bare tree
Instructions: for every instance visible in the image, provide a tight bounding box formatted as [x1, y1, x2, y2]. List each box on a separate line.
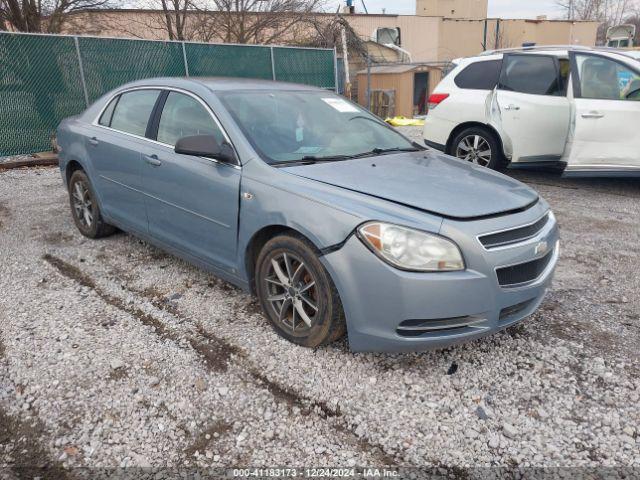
[0, 0, 113, 32]
[623, 12, 640, 42]
[556, 0, 640, 42]
[129, 0, 325, 43]
[300, 15, 366, 53]
[209, 0, 325, 44]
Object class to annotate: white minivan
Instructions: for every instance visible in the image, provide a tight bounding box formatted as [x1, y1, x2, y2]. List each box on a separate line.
[423, 47, 640, 176]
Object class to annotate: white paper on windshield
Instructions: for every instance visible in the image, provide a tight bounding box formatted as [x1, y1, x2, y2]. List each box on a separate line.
[322, 98, 359, 113]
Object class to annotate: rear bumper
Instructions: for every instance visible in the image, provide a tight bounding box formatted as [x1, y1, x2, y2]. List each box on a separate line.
[321, 205, 559, 353]
[423, 115, 456, 152]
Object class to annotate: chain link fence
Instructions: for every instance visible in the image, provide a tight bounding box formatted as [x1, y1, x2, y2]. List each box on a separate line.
[0, 32, 337, 157]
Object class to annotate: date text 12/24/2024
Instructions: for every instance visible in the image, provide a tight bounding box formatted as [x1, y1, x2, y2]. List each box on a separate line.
[232, 468, 400, 478]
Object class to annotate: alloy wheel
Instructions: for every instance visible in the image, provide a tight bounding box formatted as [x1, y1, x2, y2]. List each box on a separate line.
[456, 135, 492, 167]
[264, 252, 319, 335]
[72, 180, 94, 229]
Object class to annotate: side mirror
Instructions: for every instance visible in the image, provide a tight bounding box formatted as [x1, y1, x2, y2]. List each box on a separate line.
[175, 135, 236, 164]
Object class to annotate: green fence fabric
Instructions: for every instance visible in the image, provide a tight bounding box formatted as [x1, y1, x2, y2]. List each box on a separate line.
[185, 43, 273, 79]
[0, 32, 336, 157]
[79, 37, 187, 103]
[0, 34, 86, 156]
[272, 47, 335, 89]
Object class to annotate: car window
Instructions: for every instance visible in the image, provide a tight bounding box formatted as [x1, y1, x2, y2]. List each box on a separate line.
[575, 53, 640, 101]
[157, 92, 224, 146]
[559, 58, 571, 95]
[110, 90, 160, 137]
[219, 91, 415, 164]
[454, 59, 502, 90]
[98, 97, 118, 127]
[499, 55, 562, 96]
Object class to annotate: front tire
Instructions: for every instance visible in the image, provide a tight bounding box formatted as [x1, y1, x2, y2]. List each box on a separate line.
[256, 234, 346, 348]
[449, 127, 504, 170]
[68, 170, 115, 239]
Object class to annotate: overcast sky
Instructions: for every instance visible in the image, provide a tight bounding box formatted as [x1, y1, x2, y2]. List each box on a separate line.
[330, 0, 565, 19]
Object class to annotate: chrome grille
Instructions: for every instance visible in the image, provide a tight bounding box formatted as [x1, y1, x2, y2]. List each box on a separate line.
[479, 214, 549, 249]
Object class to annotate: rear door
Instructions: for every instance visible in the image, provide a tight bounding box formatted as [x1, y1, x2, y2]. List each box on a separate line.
[140, 90, 241, 272]
[88, 89, 160, 231]
[566, 52, 640, 174]
[492, 54, 571, 165]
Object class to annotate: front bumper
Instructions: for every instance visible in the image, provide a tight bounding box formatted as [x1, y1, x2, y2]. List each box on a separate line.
[321, 203, 559, 353]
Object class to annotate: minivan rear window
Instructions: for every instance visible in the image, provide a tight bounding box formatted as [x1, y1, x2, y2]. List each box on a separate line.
[454, 60, 502, 90]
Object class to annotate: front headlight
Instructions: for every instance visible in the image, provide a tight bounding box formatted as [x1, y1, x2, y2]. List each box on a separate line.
[357, 222, 465, 272]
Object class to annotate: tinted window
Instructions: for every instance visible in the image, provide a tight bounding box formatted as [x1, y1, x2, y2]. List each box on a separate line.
[110, 90, 160, 137]
[455, 60, 502, 90]
[499, 55, 561, 96]
[576, 53, 640, 101]
[558, 58, 571, 95]
[99, 97, 118, 127]
[157, 92, 223, 146]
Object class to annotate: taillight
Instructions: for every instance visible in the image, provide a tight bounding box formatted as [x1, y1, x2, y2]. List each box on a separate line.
[427, 93, 449, 111]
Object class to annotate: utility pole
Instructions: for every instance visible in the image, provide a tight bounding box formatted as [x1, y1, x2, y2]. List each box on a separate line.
[341, 27, 352, 99]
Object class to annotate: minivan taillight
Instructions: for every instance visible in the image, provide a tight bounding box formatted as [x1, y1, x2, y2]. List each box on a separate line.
[427, 93, 449, 112]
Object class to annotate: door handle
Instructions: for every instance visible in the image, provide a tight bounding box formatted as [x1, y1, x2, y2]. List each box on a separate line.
[504, 104, 520, 111]
[88, 137, 99, 146]
[581, 111, 604, 119]
[144, 154, 162, 166]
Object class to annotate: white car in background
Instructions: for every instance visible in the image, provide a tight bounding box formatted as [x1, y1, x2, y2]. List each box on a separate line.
[423, 46, 640, 177]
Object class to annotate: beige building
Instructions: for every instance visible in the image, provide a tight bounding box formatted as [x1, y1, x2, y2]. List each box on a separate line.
[416, 0, 488, 19]
[343, 14, 599, 62]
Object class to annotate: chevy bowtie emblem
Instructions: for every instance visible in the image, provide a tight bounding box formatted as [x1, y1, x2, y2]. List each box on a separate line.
[535, 241, 549, 256]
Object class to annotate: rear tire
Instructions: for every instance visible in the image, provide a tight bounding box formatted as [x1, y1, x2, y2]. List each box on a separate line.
[68, 170, 116, 239]
[449, 127, 505, 170]
[256, 234, 346, 348]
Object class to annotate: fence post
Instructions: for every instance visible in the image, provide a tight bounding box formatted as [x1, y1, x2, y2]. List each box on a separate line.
[333, 46, 339, 93]
[182, 42, 189, 77]
[270, 46, 276, 81]
[74, 36, 90, 108]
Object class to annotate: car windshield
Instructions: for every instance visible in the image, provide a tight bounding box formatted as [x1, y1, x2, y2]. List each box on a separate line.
[219, 90, 417, 164]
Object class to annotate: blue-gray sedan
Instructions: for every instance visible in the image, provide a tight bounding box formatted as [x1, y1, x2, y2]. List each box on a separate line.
[56, 77, 559, 352]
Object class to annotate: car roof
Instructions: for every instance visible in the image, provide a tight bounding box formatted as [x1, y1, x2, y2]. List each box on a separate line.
[123, 76, 324, 92]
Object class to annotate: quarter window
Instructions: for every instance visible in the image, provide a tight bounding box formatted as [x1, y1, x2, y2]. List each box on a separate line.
[157, 92, 223, 146]
[98, 97, 118, 127]
[110, 90, 160, 137]
[575, 54, 640, 101]
[454, 60, 502, 90]
[499, 55, 562, 96]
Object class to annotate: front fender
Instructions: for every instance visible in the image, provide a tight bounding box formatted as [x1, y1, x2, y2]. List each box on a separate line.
[235, 159, 445, 283]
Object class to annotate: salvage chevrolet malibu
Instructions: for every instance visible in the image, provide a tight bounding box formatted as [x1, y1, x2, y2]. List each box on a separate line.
[56, 78, 559, 352]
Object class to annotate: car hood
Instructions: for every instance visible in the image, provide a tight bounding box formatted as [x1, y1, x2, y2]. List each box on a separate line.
[281, 151, 539, 220]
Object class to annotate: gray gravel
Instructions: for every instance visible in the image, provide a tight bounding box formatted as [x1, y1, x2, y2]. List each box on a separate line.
[1, 137, 639, 473]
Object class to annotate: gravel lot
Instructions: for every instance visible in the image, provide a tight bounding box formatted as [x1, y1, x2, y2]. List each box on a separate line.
[1, 130, 639, 475]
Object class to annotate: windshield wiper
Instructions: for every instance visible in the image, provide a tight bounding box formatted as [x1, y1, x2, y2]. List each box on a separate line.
[351, 146, 423, 158]
[271, 146, 424, 167]
[271, 154, 354, 167]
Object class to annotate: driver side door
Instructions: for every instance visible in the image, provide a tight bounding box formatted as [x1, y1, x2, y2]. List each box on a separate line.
[566, 52, 640, 175]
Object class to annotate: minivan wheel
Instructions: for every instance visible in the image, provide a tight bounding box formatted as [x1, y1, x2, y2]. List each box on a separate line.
[256, 234, 346, 348]
[450, 127, 504, 170]
[68, 170, 116, 238]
